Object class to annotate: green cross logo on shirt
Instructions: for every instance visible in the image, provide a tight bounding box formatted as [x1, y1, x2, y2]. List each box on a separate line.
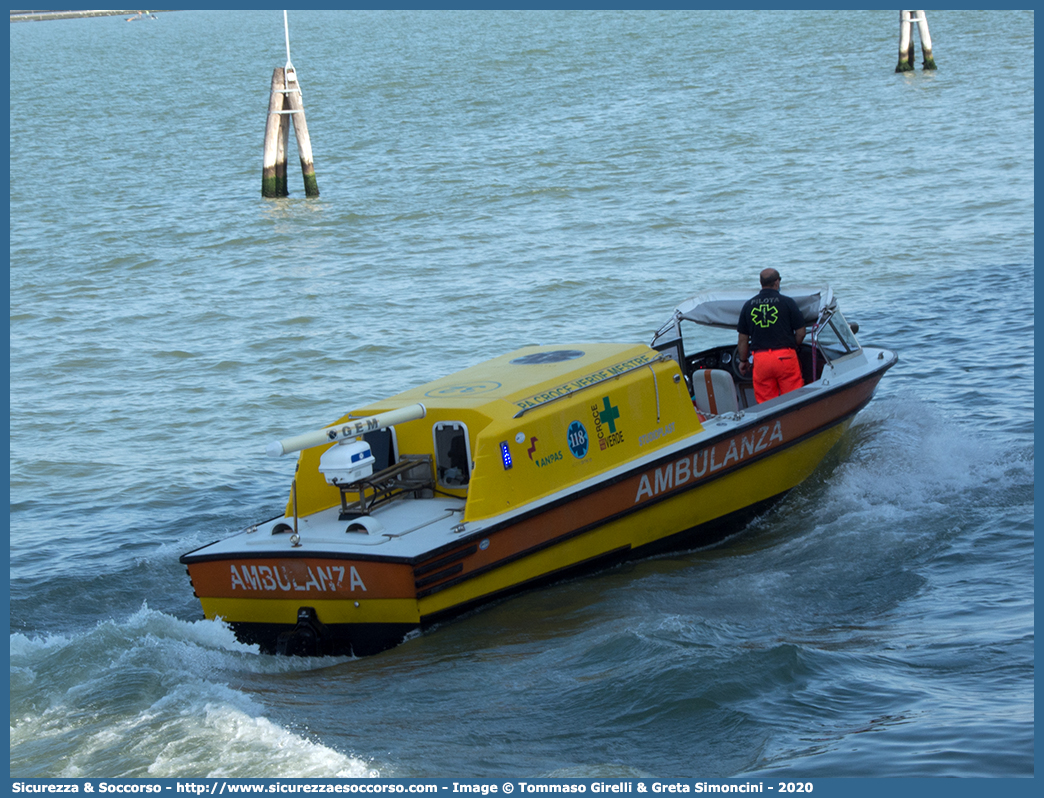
[752, 304, 778, 329]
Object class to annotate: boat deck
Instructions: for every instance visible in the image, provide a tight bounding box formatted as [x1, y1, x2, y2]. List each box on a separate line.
[196, 496, 468, 562]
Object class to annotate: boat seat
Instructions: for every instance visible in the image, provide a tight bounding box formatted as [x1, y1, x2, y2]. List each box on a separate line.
[691, 369, 740, 416]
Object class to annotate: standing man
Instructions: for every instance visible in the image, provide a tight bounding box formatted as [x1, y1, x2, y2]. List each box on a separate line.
[737, 268, 806, 403]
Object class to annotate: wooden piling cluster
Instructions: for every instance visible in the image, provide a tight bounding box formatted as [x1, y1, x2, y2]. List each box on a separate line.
[262, 67, 319, 198]
[896, 10, 937, 72]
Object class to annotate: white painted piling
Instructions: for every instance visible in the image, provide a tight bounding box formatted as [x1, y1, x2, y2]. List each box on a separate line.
[896, 10, 915, 72]
[914, 11, 937, 70]
[261, 67, 289, 197]
[897, 10, 937, 72]
[284, 72, 319, 197]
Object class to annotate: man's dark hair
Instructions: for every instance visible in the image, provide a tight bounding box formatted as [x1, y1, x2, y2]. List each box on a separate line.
[760, 269, 781, 287]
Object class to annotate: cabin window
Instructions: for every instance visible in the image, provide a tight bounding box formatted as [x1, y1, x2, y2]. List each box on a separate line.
[433, 422, 471, 488]
[363, 427, 397, 473]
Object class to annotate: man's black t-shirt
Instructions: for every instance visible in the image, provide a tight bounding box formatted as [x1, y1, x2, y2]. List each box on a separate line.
[737, 289, 804, 351]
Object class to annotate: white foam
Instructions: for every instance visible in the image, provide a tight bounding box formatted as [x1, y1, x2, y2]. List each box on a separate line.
[791, 391, 1027, 534]
[10, 603, 376, 778]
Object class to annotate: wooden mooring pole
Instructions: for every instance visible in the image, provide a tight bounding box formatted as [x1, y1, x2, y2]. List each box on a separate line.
[262, 67, 290, 197]
[915, 11, 937, 70]
[896, 11, 914, 72]
[285, 69, 319, 197]
[896, 10, 937, 73]
[261, 12, 319, 198]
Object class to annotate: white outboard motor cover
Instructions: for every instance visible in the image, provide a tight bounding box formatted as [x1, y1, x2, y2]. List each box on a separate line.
[319, 440, 375, 485]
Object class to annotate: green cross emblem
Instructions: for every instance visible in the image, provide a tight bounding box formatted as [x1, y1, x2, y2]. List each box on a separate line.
[599, 397, 620, 433]
[752, 304, 779, 329]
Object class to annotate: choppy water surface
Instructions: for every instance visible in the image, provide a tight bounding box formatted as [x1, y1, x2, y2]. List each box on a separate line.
[9, 10, 1033, 779]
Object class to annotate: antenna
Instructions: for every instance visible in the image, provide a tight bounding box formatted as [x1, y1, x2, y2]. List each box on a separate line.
[283, 10, 296, 83]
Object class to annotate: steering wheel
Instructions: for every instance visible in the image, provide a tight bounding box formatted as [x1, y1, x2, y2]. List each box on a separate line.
[729, 347, 749, 381]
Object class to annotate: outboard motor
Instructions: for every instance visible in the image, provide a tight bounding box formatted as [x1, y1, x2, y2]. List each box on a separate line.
[276, 607, 328, 656]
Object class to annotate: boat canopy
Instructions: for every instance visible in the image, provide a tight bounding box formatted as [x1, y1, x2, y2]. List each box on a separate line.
[676, 286, 834, 328]
[653, 286, 835, 344]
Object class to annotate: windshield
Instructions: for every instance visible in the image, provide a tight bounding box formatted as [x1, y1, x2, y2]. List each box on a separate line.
[678, 320, 734, 357]
[815, 311, 861, 358]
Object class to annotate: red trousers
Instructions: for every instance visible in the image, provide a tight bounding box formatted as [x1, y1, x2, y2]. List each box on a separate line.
[752, 349, 804, 403]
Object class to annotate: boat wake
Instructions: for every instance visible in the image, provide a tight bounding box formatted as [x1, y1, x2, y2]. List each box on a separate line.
[744, 384, 1030, 539]
[824, 389, 1029, 527]
[9, 604, 376, 779]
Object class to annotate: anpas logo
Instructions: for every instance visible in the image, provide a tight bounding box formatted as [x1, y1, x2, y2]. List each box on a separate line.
[567, 420, 589, 459]
[535, 450, 563, 468]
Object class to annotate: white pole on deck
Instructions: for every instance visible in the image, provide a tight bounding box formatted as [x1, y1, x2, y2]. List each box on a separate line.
[267, 403, 428, 458]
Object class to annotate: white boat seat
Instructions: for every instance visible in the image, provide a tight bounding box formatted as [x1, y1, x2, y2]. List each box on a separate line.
[691, 369, 739, 416]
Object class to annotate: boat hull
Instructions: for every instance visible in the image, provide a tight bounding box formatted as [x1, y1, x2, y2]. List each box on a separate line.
[184, 365, 882, 657]
[217, 492, 789, 656]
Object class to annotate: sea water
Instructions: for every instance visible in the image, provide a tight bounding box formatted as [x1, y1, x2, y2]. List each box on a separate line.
[9, 10, 1033, 778]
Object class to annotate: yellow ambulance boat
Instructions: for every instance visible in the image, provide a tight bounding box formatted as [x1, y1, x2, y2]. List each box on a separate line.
[181, 286, 897, 656]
